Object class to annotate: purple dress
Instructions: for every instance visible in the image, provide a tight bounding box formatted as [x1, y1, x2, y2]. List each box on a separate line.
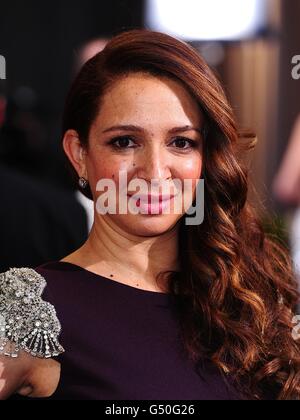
[27, 261, 243, 400]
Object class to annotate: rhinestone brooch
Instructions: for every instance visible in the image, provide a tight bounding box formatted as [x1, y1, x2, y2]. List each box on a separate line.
[0, 267, 65, 359]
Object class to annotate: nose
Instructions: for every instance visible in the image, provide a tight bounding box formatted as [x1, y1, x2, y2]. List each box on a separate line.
[135, 144, 172, 184]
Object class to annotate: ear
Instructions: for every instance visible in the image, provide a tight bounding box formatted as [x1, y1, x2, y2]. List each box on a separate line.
[62, 129, 88, 179]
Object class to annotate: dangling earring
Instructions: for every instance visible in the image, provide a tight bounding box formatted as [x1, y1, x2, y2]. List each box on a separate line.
[79, 177, 89, 189]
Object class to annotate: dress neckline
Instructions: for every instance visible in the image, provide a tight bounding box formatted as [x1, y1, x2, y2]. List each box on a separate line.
[42, 260, 173, 300]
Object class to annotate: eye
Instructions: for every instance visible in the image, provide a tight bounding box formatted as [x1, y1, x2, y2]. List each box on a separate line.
[108, 136, 137, 149]
[107, 135, 198, 151]
[170, 137, 198, 150]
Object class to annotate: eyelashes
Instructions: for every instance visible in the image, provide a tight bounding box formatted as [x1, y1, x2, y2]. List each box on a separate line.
[107, 135, 199, 151]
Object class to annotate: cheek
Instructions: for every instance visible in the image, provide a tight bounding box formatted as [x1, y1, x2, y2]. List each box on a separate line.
[88, 156, 139, 196]
[178, 156, 203, 180]
[87, 155, 126, 183]
[178, 157, 203, 204]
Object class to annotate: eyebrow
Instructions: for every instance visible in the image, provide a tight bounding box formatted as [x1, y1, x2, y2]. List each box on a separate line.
[102, 124, 203, 135]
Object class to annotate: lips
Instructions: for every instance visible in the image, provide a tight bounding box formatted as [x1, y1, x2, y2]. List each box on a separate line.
[128, 194, 175, 203]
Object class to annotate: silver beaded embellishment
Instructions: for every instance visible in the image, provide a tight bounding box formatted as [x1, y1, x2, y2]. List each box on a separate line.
[0, 267, 65, 359]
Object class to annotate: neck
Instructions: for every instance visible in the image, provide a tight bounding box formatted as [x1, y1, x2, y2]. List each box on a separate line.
[75, 216, 181, 291]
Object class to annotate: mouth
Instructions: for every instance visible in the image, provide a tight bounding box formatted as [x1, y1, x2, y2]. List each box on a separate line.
[127, 193, 176, 214]
[127, 194, 175, 203]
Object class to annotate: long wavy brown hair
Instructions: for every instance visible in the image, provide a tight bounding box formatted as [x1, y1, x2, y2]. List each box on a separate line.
[62, 29, 300, 400]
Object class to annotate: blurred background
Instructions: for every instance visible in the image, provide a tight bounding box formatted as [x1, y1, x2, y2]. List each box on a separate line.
[0, 0, 299, 282]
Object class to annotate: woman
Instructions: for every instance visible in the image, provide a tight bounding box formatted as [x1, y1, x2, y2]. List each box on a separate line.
[1, 29, 300, 400]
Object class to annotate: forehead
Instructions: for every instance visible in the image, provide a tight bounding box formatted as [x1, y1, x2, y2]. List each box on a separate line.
[95, 73, 203, 128]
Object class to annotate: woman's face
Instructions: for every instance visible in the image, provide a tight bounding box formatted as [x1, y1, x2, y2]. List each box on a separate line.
[72, 72, 204, 237]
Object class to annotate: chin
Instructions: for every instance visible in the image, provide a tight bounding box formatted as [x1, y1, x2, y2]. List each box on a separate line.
[117, 214, 182, 236]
